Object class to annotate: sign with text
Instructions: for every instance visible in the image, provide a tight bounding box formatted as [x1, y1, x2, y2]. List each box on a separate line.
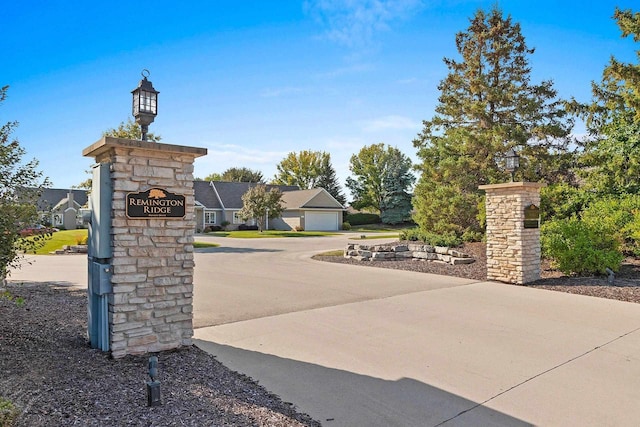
[126, 188, 185, 218]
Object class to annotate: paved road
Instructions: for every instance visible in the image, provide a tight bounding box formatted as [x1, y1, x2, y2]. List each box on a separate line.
[9, 234, 640, 426]
[192, 234, 474, 328]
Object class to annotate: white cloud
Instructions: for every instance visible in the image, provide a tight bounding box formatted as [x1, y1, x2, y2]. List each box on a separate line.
[359, 115, 420, 132]
[304, 0, 425, 48]
[193, 143, 289, 179]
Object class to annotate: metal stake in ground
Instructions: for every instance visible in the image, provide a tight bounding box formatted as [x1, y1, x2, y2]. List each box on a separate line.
[146, 356, 161, 407]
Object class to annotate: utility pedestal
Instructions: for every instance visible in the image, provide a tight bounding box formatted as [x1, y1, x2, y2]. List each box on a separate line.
[83, 137, 207, 358]
[479, 182, 545, 285]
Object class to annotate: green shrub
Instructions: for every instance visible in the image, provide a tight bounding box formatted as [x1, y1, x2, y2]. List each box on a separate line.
[341, 222, 352, 230]
[580, 194, 640, 256]
[399, 228, 462, 247]
[540, 183, 595, 222]
[344, 213, 381, 226]
[461, 229, 484, 243]
[399, 228, 422, 241]
[541, 217, 624, 275]
[0, 397, 19, 426]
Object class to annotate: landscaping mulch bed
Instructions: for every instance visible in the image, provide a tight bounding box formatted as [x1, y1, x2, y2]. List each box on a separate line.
[314, 241, 640, 304]
[0, 283, 320, 427]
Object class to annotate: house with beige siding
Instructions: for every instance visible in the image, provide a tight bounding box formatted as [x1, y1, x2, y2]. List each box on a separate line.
[193, 181, 345, 232]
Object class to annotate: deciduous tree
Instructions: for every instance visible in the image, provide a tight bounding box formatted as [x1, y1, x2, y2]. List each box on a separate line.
[346, 143, 414, 223]
[220, 167, 264, 183]
[274, 150, 345, 205]
[237, 185, 284, 232]
[0, 85, 50, 283]
[103, 118, 161, 142]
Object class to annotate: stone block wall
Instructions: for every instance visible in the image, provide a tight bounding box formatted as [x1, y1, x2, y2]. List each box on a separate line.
[479, 182, 544, 284]
[84, 137, 207, 358]
[344, 243, 475, 265]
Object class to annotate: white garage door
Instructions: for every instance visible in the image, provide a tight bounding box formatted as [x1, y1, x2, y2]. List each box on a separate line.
[305, 211, 339, 231]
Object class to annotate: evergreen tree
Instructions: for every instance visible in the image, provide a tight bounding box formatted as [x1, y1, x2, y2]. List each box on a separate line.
[413, 6, 574, 234]
[316, 155, 346, 206]
[380, 152, 414, 224]
[574, 8, 640, 195]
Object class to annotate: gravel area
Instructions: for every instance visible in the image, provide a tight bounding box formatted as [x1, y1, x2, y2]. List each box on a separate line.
[0, 283, 320, 427]
[314, 241, 640, 304]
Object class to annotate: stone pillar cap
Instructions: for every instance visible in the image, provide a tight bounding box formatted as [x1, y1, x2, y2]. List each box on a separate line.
[83, 136, 208, 159]
[479, 181, 546, 191]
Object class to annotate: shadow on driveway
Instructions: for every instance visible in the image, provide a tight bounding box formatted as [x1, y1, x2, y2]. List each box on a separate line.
[195, 340, 532, 427]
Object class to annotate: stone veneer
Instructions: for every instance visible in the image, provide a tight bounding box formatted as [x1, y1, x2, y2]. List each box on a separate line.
[344, 243, 475, 265]
[479, 182, 545, 284]
[83, 137, 207, 358]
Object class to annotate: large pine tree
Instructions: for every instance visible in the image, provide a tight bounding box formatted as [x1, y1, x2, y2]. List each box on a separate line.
[412, 6, 574, 235]
[575, 8, 640, 195]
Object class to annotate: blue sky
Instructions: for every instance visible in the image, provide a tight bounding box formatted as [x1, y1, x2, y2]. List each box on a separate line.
[2, 0, 638, 195]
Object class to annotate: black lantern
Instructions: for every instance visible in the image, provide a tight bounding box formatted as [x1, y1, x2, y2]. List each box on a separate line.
[504, 148, 520, 182]
[131, 69, 159, 141]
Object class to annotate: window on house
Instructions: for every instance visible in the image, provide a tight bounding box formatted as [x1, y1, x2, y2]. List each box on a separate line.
[205, 211, 216, 224]
[233, 211, 242, 224]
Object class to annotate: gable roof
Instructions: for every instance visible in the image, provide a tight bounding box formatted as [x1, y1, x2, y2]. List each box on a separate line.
[281, 188, 345, 210]
[193, 181, 222, 209]
[193, 181, 300, 209]
[37, 188, 89, 211]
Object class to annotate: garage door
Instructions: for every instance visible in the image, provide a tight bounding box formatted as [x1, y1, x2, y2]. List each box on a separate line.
[305, 211, 339, 231]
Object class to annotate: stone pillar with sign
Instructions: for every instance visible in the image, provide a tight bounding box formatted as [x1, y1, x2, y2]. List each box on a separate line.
[83, 136, 207, 358]
[479, 182, 546, 285]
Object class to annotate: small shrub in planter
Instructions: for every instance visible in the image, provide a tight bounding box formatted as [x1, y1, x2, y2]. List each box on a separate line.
[238, 224, 259, 231]
[342, 222, 352, 230]
[206, 225, 222, 232]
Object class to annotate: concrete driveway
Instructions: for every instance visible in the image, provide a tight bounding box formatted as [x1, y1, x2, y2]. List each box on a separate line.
[9, 234, 640, 426]
[193, 234, 640, 426]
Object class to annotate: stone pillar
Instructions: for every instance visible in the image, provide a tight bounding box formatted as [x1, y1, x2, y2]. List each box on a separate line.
[83, 137, 207, 358]
[479, 182, 546, 285]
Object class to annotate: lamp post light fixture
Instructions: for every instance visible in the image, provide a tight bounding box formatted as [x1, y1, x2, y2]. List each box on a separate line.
[504, 148, 520, 182]
[131, 69, 159, 141]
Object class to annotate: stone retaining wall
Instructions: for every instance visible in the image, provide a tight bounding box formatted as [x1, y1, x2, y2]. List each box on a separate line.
[344, 243, 475, 265]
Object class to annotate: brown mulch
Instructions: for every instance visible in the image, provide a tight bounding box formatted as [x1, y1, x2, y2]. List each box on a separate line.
[0, 283, 321, 427]
[314, 241, 640, 304]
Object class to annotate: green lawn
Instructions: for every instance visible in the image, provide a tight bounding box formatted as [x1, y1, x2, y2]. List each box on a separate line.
[28, 229, 219, 254]
[193, 241, 220, 248]
[30, 229, 88, 255]
[206, 230, 338, 238]
[315, 249, 344, 256]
